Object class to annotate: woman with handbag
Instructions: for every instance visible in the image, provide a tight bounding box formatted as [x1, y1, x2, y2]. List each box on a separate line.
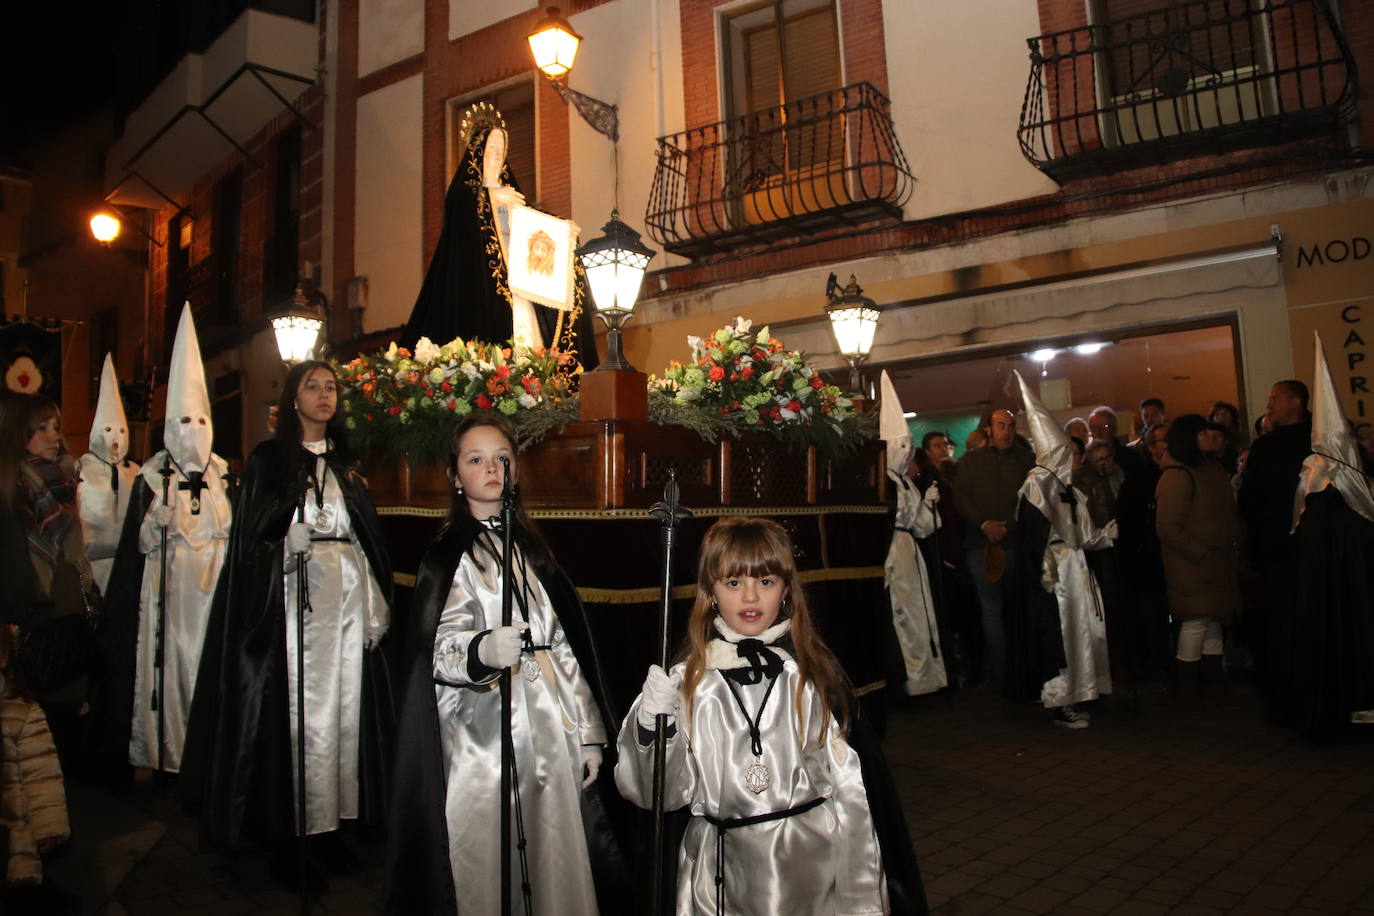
[0, 392, 100, 765]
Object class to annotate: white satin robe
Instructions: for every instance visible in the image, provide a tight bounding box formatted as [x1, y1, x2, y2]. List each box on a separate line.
[1020, 473, 1115, 709]
[129, 452, 231, 771]
[77, 453, 141, 593]
[432, 531, 604, 915]
[617, 653, 888, 916]
[885, 473, 947, 696]
[284, 441, 389, 835]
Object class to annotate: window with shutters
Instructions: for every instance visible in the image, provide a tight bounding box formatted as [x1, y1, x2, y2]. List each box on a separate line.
[722, 0, 842, 179]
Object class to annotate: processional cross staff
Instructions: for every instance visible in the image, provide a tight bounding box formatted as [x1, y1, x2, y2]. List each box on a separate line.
[153, 455, 174, 773]
[648, 470, 692, 915]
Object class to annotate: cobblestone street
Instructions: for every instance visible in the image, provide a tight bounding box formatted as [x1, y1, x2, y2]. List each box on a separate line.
[40, 676, 1374, 915]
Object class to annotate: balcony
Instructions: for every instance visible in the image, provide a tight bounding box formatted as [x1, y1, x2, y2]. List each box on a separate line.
[1018, 0, 1357, 182]
[646, 82, 914, 258]
[106, 6, 317, 210]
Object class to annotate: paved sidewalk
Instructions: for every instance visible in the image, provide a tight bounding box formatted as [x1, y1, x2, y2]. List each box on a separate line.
[889, 681, 1374, 915]
[40, 677, 1374, 914]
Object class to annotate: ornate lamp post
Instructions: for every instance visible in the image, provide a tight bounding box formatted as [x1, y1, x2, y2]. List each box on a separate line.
[825, 273, 881, 397]
[575, 210, 656, 420]
[269, 280, 327, 364]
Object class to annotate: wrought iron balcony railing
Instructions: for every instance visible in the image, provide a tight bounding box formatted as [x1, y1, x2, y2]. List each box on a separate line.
[646, 82, 913, 258]
[1018, 0, 1357, 181]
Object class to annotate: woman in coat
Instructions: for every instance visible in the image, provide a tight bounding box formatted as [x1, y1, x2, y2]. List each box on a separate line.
[1155, 414, 1241, 690]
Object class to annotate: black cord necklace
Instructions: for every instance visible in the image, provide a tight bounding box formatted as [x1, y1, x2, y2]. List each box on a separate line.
[720, 670, 778, 794]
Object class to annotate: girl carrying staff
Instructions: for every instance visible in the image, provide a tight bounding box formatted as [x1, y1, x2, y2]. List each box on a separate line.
[180, 360, 393, 882]
[383, 414, 630, 915]
[617, 516, 926, 915]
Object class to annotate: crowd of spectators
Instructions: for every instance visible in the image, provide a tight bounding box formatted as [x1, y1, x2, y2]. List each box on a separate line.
[908, 379, 1372, 735]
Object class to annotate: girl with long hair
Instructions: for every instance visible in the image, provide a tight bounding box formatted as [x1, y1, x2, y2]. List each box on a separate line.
[384, 414, 629, 915]
[180, 360, 393, 884]
[617, 516, 926, 915]
[0, 393, 98, 762]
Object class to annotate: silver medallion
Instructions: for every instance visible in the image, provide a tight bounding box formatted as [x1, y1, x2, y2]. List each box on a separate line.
[189, 497, 201, 514]
[521, 657, 540, 682]
[313, 503, 335, 533]
[744, 759, 770, 794]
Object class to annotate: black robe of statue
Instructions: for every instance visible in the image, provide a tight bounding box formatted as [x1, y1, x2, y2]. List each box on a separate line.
[400, 128, 600, 370]
[1290, 488, 1374, 737]
[1005, 498, 1064, 704]
[382, 516, 633, 914]
[175, 439, 396, 848]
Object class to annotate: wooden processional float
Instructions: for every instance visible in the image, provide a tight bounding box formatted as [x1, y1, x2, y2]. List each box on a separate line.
[366, 419, 893, 727]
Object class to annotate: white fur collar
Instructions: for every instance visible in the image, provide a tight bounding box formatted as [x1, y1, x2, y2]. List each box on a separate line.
[706, 617, 792, 670]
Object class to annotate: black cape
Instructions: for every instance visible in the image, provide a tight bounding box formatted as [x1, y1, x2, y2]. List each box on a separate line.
[381, 516, 633, 914]
[1290, 488, 1374, 736]
[400, 127, 600, 370]
[1005, 497, 1065, 704]
[176, 438, 396, 848]
[91, 460, 237, 771]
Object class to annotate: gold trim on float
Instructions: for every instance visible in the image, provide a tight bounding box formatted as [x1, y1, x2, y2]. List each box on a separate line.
[853, 680, 885, 697]
[572, 566, 885, 605]
[377, 504, 885, 520]
[377, 506, 449, 518]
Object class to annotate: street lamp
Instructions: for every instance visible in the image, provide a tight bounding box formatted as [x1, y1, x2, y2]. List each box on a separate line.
[269, 280, 327, 364]
[825, 273, 881, 395]
[576, 209, 656, 372]
[528, 6, 581, 80]
[90, 212, 122, 244]
[526, 6, 619, 142]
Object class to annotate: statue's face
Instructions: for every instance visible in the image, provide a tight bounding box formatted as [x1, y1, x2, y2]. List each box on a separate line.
[482, 128, 508, 186]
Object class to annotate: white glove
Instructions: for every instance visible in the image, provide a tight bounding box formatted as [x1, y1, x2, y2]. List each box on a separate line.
[581, 746, 603, 788]
[923, 485, 941, 506]
[478, 624, 528, 670]
[1102, 519, 1120, 541]
[636, 664, 683, 729]
[487, 185, 526, 210]
[153, 505, 175, 529]
[286, 523, 313, 555]
[365, 624, 388, 650]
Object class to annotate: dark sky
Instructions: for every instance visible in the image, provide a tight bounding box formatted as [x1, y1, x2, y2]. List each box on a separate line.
[1, 2, 158, 164]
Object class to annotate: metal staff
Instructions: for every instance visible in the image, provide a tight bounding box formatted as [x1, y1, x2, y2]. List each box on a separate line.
[647, 471, 692, 916]
[294, 484, 310, 916]
[153, 454, 174, 773]
[499, 456, 515, 916]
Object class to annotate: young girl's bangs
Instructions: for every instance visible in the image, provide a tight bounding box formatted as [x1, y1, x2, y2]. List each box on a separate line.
[704, 523, 792, 583]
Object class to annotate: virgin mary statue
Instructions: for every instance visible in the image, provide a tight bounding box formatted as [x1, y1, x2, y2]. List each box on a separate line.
[401, 103, 599, 370]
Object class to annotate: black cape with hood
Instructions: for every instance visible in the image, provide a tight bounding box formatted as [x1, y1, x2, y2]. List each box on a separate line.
[1005, 496, 1065, 704]
[1290, 488, 1374, 736]
[175, 438, 396, 848]
[381, 515, 633, 914]
[399, 126, 600, 371]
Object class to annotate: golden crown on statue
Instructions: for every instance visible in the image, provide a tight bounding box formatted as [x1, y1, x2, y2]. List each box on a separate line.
[457, 101, 507, 154]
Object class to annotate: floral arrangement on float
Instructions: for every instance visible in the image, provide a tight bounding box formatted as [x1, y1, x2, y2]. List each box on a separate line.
[333, 336, 578, 466]
[648, 316, 871, 453]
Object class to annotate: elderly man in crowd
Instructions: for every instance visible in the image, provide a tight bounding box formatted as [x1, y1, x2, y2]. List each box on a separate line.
[952, 408, 1034, 687]
[1089, 406, 1151, 484]
[1238, 379, 1313, 723]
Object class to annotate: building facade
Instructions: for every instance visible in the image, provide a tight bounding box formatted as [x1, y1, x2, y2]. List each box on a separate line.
[97, 0, 1374, 457]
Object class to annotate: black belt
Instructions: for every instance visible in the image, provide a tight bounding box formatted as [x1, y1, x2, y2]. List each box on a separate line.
[702, 796, 826, 914]
[309, 536, 352, 543]
[895, 525, 918, 538]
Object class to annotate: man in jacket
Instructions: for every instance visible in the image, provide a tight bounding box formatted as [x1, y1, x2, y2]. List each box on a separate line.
[952, 409, 1034, 687]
